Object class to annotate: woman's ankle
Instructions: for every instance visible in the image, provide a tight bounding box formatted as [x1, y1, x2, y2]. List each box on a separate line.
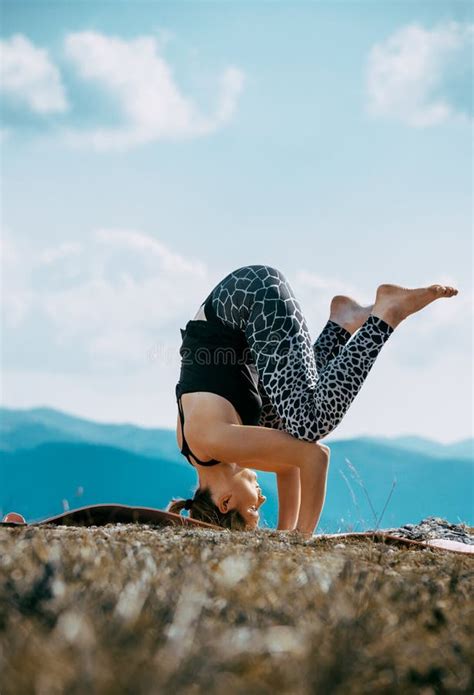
[370, 307, 400, 329]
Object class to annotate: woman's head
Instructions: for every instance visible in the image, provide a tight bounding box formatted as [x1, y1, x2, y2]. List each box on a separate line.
[168, 465, 267, 530]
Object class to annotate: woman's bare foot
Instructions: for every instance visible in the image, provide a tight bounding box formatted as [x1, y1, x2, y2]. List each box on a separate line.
[372, 283, 458, 329]
[329, 295, 374, 334]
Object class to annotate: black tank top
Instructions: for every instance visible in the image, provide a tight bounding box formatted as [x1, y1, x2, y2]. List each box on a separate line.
[175, 293, 262, 467]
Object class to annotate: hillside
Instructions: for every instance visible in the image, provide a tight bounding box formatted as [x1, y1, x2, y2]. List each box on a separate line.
[1, 407, 473, 531]
[3, 406, 472, 461]
[355, 434, 473, 460]
[0, 406, 183, 462]
[1, 523, 473, 694]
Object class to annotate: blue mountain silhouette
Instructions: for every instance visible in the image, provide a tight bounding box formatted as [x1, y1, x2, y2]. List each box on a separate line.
[1, 406, 472, 531]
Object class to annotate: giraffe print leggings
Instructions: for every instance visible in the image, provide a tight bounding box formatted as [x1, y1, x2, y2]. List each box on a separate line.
[209, 265, 394, 441]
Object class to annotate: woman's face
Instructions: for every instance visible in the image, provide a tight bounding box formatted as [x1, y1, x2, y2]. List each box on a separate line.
[225, 467, 267, 529]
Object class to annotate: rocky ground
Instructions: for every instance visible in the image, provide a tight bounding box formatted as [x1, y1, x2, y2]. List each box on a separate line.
[0, 518, 473, 694]
[387, 516, 474, 545]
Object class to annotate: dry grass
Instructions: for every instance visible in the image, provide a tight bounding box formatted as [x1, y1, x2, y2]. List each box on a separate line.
[1, 524, 473, 694]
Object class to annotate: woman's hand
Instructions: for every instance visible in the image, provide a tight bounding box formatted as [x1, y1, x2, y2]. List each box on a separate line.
[275, 444, 330, 536]
[276, 467, 301, 530]
[294, 444, 330, 536]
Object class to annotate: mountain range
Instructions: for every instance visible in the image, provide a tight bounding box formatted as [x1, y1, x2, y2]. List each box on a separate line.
[1, 406, 472, 532]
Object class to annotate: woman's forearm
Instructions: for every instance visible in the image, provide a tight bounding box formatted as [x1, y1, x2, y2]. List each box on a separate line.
[295, 449, 330, 536]
[276, 467, 301, 530]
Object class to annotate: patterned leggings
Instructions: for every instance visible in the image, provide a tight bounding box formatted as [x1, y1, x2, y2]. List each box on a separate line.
[209, 265, 393, 441]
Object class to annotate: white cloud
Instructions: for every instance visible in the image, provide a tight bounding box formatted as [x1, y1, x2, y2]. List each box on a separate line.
[63, 31, 245, 150]
[366, 21, 473, 126]
[1, 228, 215, 369]
[3, 236, 469, 370]
[2, 239, 471, 437]
[38, 241, 82, 265]
[95, 228, 206, 276]
[0, 230, 35, 326]
[0, 34, 68, 114]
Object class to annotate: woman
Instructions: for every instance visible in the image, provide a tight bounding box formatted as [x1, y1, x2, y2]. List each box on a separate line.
[167, 265, 457, 535]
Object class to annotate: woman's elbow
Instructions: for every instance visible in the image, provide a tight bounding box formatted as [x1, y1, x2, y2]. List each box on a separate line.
[313, 442, 330, 467]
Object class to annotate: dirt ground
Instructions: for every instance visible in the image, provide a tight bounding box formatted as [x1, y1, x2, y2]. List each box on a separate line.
[1, 524, 473, 694]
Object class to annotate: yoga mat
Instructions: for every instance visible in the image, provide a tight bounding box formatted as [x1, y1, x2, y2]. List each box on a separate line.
[1, 504, 473, 555]
[1, 504, 219, 530]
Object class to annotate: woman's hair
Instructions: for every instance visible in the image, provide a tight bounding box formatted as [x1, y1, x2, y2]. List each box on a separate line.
[167, 486, 247, 530]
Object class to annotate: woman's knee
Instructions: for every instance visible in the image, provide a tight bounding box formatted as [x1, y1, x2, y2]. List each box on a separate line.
[250, 265, 289, 288]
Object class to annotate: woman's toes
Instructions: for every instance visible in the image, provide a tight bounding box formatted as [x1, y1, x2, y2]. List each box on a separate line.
[431, 285, 456, 296]
[434, 285, 458, 297]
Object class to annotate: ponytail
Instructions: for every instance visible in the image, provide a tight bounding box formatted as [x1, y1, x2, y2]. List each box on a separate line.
[167, 487, 247, 530]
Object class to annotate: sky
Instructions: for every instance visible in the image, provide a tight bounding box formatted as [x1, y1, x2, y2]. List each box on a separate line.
[0, 0, 472, 443]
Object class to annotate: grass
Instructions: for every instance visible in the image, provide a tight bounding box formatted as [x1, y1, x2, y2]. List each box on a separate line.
[1, 523, 473, 694]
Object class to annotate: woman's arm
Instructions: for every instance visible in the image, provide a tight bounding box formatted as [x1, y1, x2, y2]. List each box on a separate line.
[295, 447, 330, 536]
[198, 419, 331, 536]
[276, 467, 301, 530]
[183, 391, 331, 536]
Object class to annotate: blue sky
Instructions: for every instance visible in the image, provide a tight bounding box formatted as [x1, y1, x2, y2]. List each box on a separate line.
[1, 1, 472, 442]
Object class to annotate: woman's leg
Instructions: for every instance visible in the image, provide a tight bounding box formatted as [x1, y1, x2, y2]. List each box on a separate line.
[209, 265, 391, 441]
[210, 266, 457, 442]
[313, 320, 351, 373]
[258, 321, 349, 429]
[258, 296, 373, 428]
[313, 295, 373, 371]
